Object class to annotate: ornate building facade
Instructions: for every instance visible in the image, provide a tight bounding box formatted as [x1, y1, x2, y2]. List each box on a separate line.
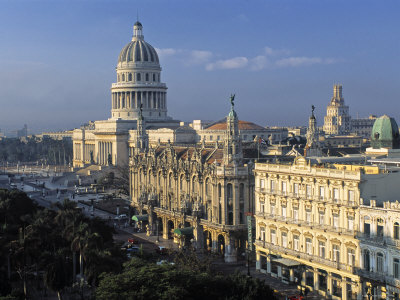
[323, 84, 352, 135]
[129, 99, 256, 262]
[254, 157, 400, 300]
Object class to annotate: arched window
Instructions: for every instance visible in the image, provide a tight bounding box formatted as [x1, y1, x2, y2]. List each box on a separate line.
[218, 183, 221, 199]
[377, 218, 384, 237]
[137, 73, 141, 81]
[394, 222, 400, 240]
[128, 73, 132, 81]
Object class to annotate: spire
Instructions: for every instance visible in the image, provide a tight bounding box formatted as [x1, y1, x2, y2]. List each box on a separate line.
[224, 94, 242, 165]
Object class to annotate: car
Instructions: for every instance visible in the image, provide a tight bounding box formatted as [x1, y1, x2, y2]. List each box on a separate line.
[156, 260, 175, 266]
[156, 246, 168, 255]
[288, 296, 304, 300]
[127, 246, 140, 253]
[128, 238, 138, 244]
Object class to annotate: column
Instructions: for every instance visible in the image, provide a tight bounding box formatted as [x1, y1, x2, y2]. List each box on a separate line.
[256, 253, 261, 270]
[327, 273, 332, 298]
[162, 218, 168, 240]
[342, 279, 347, 300]
[313, 269, 319, 291]
[267, 255, 271, 274]
[290, 268, 294, 282]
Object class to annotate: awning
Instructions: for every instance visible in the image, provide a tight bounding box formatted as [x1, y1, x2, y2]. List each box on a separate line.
[132, 214, 148, 222]
[272, 258, 301, 267]
[173, 227, 194, 236]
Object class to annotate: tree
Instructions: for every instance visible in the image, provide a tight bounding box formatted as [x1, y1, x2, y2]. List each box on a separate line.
[45, 254, 68, 300]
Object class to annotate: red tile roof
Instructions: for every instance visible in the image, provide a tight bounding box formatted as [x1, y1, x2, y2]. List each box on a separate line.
[206, 119, 265, 131]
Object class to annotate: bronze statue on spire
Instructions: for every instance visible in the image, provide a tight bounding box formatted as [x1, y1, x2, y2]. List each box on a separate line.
[230, 94, 235, 108]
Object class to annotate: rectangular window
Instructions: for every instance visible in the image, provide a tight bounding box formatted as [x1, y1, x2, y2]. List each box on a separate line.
[260, 179, 265, 189]
[333, 215, 339, 229]
[294, 235, 299, 251]
[394, 259, 400, 279]
[293, 208, 299, 221]
[260, 201, 265, 213]
[270, 204, 275, 215]
[348, 190, 355, 205]
[260, 227, 266, 241]
[333, 245, 340, 262]
[306, 185, 312, 198]
[319, 241, 326, 258]
[294, 183, 299, 196]
[270, 180, 275, 192]
[319, 186, 325, 200]
[282, 232, 288, 248]
[282, 181, 287, 195]
[281, 206, 287, 218]
[333, 188, 339, 202]
[348, 217, 354, 230]
[270, 229, 276, 245]
[347, 248, 355, 266]
[319, 212, 324, 225]
[306, 210, 311, 224]
[364, 223, 370, 236]
[306, 238, 312, 255]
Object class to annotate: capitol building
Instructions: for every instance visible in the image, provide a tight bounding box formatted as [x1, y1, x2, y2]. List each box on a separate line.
[72, 22, 269, 167]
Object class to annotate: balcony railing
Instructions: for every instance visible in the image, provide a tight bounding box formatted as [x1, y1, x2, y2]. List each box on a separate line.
[255, 239, 355, 273]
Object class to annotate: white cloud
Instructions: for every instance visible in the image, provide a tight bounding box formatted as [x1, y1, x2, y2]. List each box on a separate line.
[155, 48, 178, 58]
[187, 50, 213, 65]
[206, 57, 248, 71]
[250, 55, 270, 71]
[264, 46, 290, 57]
[275, 56, 337, 68]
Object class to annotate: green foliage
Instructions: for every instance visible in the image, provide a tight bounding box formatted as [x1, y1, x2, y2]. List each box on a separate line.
[0, 136, 72, 164]
[96, 257, 277, 300]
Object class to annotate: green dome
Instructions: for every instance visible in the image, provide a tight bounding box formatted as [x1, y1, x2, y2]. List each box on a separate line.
[371, 115, 400, 149]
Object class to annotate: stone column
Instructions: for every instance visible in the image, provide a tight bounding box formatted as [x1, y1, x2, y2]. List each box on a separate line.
[162, 218, 168, 240]
[267, 255, 272, 274]
[342, 279, 347, 300]
[277, 266, 282, 279]
[327, 273, 332, 298]
[290, 268, 295, 282]
[224, 235, 237, 263]
[313, 269, 319, 291]
[256, 252, 261, 270]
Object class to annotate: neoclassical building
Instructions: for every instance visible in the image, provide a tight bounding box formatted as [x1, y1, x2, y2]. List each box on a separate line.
[129, 100, 257, 262]
[72, 22, 179, 167]
[254, 157, 400, 300]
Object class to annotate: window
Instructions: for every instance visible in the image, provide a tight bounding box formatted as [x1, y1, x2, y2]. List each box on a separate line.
[348, 217, 354, 230]
[319, 241, 326, 258]
[122, 74, 125, 81]
[306, 238, 312, 255]
[394, 259, 400, 279]
[364, 222, 370, 236]
[270, 180, 275, 192]
[377, 218, 384, 237]
[347, 248, 355, 266]
[319, 212, 324, 225]
[153, 73, 156, 81]
[260, 179, 265, 189]
[306, 185, 312, 198]
[281, 206, 287, 218]
[270, 204, 275, 215]
[394, 222, 400, 240]
[260, 201, 265, 213]
[293, 208, 299, 221]
[282, 232, 288, 247]
[377, 253, 384, 273]
[145, 73, 149, 81]
[333, 188, 339, 202]
[294, 183, 299, 197]
[333, 245, 340, 262]
[333, 214, 339, 229]
[293, 235, 300, 251]
[270, 229, 276, 245]
[282, 181, 287, 195]
[319, 186, 325, 200]
[364, 250, 370, 271]
[348, 190, 355, 205]
[128, 73, 132, 81]
[137, 73, 141, 81]
[306, 210, 311, 224]
[260, 227, 266, 241]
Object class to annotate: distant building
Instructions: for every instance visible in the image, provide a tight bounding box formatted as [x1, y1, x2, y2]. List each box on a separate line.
[17, 124, 28, 138]
[351, 115, 377, 139]
[38, 130, 73, 141]
[287, 126, 307, 137]
[323, 85, 351, 135]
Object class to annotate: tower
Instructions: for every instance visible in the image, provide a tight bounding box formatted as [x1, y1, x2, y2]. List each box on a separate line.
[224, 94, 243, 165]
[135, 105, 148, 154]
[323, 84, 351, 135]
[305, 105, 322, 157]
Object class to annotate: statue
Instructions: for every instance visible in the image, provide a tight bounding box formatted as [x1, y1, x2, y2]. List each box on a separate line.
[139, 103, 143, 117]
[230, 94, 235, 108]
[311, 105, 315, 116]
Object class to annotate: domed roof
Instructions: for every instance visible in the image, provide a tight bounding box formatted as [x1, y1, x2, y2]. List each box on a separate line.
[371, 115, 400, 149]
[118, 40, 159, 64]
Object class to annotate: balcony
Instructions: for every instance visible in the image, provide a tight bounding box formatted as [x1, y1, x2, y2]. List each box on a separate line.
[255, 239, 355, 273]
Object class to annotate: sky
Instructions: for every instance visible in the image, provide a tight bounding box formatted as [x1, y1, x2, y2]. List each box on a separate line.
[0, 0, 399, 135]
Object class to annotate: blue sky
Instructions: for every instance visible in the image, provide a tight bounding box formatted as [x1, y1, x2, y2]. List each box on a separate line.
[0, 0, 399, 134]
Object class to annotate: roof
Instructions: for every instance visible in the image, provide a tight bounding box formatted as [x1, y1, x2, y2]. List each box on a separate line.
[371, 115, 400, 149]
[205, 118, 265, 131]
[118, 39, 160, 64]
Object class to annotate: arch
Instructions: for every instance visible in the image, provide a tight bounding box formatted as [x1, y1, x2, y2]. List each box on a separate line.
[203, 230, 212, 251]
[167, 220, 174, 239]
[128, 73, 132, 81]
[217, 234, 225, 255]
[394, 222, 400, 240]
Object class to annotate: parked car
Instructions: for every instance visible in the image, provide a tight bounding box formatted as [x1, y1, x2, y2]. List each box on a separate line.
[288, 295, 304, 300]
[128, 238, 138, 244]
[156, 246, 168, 255]
[156, 260, 174, 265]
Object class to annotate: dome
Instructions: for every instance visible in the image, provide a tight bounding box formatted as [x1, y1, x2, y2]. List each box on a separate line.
[371, 115, 400, 149]
[117, 22, 159, 65]
[118, 40, 159, 64]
